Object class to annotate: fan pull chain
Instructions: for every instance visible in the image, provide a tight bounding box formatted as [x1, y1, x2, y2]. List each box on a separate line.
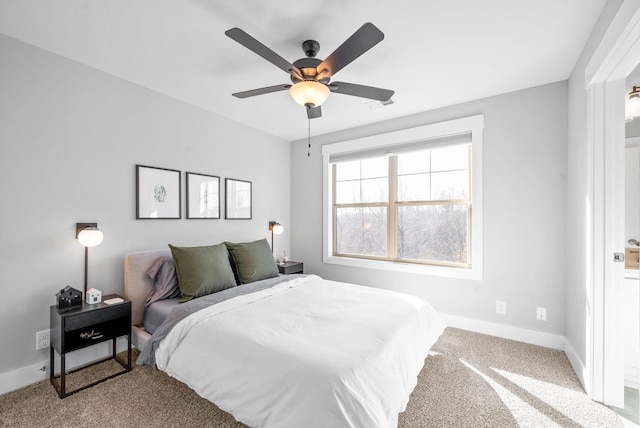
[308, 117, 311, 157]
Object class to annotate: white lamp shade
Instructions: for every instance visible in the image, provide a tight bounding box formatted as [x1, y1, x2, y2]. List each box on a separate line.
[78, 227, 103, 247]
[289, 81, 330, 107]
[272, 224, 284, 235]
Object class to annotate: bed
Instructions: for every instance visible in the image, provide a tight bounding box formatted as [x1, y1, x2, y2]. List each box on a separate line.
[124, 241, 446, 428]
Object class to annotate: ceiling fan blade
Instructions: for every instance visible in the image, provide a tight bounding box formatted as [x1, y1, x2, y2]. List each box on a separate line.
[316, 23, 384, 78]
[225, 28, 302, 77]
[232, 84, 291, 98]
[307, 105, 322, 119]
[329, 82, 394, 101]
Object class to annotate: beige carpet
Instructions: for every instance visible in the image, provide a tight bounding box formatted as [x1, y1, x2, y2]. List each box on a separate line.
[0, 328, 623, 427]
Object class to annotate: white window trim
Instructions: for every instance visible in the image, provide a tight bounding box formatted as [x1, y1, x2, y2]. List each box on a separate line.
[322, 114, 484, 280]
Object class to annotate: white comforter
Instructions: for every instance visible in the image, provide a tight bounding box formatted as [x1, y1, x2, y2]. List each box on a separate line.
[155, 275, 445, 428]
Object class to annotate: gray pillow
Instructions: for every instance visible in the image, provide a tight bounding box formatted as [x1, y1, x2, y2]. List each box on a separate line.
[145, 256, 180, 307]
[225, 239, 280, 284]
[169, 243, 237, 302]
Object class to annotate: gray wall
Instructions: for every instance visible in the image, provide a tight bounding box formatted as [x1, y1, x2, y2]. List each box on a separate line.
[290, 81, 568, 335]
[0, 34, 291, 375]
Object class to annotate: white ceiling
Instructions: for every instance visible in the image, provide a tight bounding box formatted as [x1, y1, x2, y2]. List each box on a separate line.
[0, 0, 606, 141]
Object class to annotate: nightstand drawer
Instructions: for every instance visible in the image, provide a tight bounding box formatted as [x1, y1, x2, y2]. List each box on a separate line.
[65, 303, 130, 330]
[64, 316, 130, 352]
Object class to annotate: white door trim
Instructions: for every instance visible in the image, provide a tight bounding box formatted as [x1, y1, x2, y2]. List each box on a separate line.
[586, 0, 640, 407]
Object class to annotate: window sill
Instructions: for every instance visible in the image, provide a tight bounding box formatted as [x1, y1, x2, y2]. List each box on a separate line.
[324, 255, 483, 280]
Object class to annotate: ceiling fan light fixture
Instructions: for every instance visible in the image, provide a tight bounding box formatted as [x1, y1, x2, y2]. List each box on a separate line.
[289, 81, 330, 107]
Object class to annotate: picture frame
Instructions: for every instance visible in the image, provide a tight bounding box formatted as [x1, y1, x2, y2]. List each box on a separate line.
[136, 165, 181, 219]
[225, 178, 252, 220]
[186, 172, 220, 219]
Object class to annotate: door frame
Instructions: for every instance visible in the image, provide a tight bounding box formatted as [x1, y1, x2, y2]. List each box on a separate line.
[586, 0, 640, 406]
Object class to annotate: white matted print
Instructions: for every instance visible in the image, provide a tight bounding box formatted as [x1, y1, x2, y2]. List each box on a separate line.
[225, 178, 252, 219]
[186, 172, 220, 219]
[136, 165, 181, 219]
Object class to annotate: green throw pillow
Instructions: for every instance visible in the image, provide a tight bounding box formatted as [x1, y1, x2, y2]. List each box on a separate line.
[225, 239, 279, 284]
[169, 243, 237, 302]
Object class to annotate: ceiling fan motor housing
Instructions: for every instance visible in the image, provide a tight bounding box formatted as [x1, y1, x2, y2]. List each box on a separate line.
[291, 57, 329, 84]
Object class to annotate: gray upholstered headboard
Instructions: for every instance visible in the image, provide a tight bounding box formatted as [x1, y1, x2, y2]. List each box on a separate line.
[124, 249, 171, 327]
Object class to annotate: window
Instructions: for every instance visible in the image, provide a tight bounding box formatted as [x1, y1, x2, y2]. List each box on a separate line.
[322, 115, 483, 279]
[334, 157, 388, 258]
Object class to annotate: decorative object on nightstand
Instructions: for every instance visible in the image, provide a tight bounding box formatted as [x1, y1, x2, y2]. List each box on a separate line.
[268, 221, 284, 254]
[85, 287, 102, 304]
[50, 294, 131, 398]
[278, 261, 303, 274]
[76, 223, 104, 299]
[56, 286, 82, 309]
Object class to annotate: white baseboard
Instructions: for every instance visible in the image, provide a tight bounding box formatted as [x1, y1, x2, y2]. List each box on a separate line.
[0, 337, 131, 396]
[0, 358, 49, 396]
[563, 338, 589, 394]
[441, 313, 566, 350]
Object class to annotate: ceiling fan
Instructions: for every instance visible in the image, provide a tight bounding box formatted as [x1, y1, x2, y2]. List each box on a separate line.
[225, 23, 394, 119]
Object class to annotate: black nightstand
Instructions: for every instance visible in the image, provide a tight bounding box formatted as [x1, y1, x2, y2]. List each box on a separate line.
[278, 261, 303, 274]
[50, 294, 131, 398]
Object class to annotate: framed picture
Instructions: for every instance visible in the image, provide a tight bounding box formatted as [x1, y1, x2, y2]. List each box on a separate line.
[225, 178, 252, 219]
[186, 172, 220, 219]
[136, 165, 181, 219]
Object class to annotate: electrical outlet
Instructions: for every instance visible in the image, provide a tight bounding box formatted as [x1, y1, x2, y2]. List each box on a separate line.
[536, 307, 547, 321]
[496, 301, 507, 315]
[36, 329, 50, 350]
